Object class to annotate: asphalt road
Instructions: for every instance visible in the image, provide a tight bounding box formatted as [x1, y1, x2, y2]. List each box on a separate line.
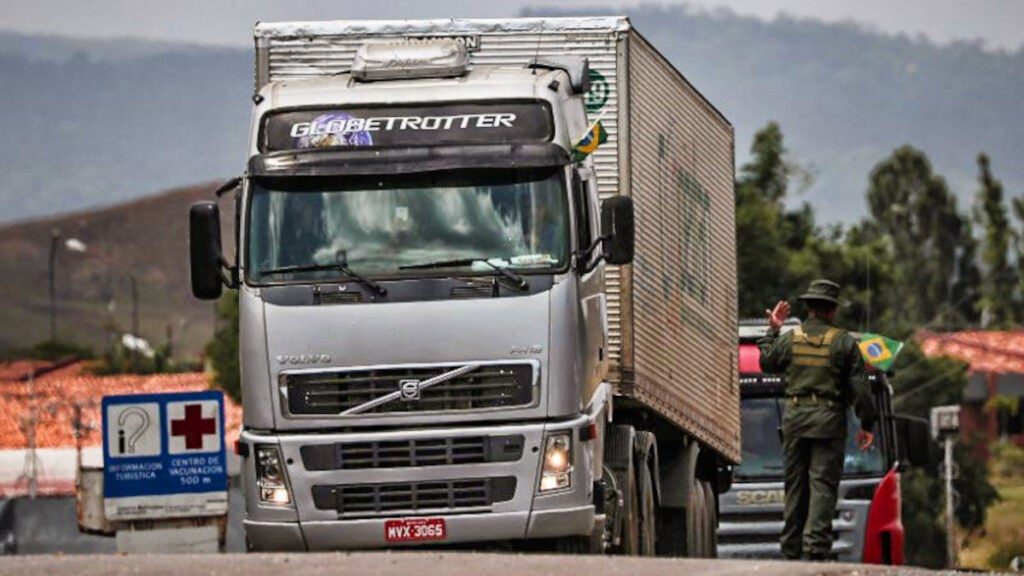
[0, 552, 947, 576]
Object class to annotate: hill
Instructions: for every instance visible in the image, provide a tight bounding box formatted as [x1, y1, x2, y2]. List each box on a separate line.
[0, 182, 233, 357]
[0, 33, 249, 223]
[0, 8, 1022, 225]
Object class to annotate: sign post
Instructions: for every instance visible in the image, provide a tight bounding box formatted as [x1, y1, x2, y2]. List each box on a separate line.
[931, 405, 961, 570]
[102, 390, 228, 551]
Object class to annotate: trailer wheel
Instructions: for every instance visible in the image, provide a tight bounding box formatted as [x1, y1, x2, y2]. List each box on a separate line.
[701, 480, 718, 558]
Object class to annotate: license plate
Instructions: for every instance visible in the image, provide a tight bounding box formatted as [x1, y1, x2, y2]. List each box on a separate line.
[384, 517, 447, 543]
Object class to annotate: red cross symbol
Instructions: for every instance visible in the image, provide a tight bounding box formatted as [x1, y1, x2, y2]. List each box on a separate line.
[170, 404, 217, 450]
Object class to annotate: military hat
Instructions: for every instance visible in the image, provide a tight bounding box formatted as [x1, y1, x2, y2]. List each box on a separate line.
[798, 279, 842, 305]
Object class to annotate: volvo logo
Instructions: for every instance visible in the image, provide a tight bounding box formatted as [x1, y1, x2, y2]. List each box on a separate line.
[276, 354, 332, 365]
[399, 379, 421, 401]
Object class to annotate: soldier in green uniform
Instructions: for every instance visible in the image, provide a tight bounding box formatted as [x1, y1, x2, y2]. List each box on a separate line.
[758, 279, 877, 561]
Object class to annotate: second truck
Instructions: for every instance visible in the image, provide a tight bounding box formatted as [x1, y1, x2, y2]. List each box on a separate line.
[190, 17, 737, 554]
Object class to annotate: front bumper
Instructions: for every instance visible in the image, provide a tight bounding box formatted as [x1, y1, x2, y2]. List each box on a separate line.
[245, 505, 594, 551]
[241, 415, 596, 551]
[717, 479, 876, 561]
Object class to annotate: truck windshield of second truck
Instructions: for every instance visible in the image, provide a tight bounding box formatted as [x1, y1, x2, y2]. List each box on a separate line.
[246, 167, 569, 284]
[736, 397, 885, 480]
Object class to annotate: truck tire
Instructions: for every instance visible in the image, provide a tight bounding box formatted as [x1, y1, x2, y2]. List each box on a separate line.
[701, 480, 718, 558]
[619, 449, 640, 555]
[635, 432, 657, 556]
[655, 508, 686, 556]
[686, 480, 705, 557]
[554, 535, 595, 555]
[606, 425, 639, 555]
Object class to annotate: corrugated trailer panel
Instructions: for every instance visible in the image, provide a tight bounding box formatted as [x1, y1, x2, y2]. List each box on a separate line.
[623, 32, 739, 462]
[255, 19, 630, 364]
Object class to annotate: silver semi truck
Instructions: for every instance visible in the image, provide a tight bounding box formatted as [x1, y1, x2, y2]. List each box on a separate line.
[189, 17, 738, 554]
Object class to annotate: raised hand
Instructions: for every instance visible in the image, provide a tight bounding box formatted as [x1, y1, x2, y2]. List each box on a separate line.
[766, 300, 791, 331]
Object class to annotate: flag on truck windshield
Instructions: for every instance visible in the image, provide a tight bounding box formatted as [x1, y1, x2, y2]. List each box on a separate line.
[572, 114, 608, 162]
[858, 333, 904, 371]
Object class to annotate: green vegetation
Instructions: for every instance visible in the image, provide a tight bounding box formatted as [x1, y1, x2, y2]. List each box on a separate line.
[961, 444, 1024, 571]
[89, 340, 200, 375]
[975, 154, 1018, 327]
[2, 340, 95, 362]
[206, 291, 240, 402]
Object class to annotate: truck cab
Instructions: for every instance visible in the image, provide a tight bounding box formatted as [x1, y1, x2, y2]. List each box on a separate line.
[211, 45, 615, 552]
[717, 320, 912, 564]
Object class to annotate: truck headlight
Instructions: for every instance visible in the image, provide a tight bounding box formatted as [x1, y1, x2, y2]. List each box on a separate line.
[539, 433, 572, 492]
[256, 445, 292, 505]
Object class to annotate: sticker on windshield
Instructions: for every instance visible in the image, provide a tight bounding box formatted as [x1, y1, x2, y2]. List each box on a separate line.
[294, 112, 374, 149]
[510, 254, 557, 267]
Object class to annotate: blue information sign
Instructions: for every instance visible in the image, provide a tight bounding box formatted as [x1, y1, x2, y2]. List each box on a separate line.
[102, 390, 228, 520]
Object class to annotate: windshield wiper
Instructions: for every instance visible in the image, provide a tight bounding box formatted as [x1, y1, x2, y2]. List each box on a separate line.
[258, 250, 387, 296]
[399, 257, 529, 291]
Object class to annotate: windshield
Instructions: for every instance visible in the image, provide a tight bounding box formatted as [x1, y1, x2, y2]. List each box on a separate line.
[245, 168, 569, 284]
[735, 396, 886, 481]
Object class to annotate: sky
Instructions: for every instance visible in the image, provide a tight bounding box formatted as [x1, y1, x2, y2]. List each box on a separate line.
[2, 0, 1023, 51]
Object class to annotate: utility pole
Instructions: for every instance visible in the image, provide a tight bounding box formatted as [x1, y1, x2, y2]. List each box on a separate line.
[130, 275, 139, 372]
[47, 230, 87, 343]
[943, 435, 956, 568]
[21, 373, 39, 499]
[931, 405, 961, 570]
[48, 230, 60, 342]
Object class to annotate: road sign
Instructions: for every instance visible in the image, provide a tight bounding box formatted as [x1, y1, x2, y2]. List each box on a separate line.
[930, 405, 961, 439]
[102, 390, 228, 521]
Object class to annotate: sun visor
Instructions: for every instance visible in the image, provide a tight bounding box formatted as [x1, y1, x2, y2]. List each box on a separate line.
[249, 143, 570, 177]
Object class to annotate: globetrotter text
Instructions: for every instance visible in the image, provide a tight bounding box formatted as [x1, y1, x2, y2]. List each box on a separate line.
[289, 113, 518, 137]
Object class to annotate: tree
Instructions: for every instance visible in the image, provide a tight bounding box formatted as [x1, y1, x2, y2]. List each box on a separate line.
[1011, 196, 1024, 312]
[865, 146, 979, 332]
[973, 153, 1018, 326]
[739, 122, 789, 204]
[206, 291, 240, 402]
[735, 122, 815, 317]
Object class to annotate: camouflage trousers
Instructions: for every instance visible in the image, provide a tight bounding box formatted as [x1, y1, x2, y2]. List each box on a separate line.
[780, 435, 845, 560]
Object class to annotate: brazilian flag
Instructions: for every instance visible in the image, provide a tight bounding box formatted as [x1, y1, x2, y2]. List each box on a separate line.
[858, 333, 904, 371]
[572, 119, 608, 162]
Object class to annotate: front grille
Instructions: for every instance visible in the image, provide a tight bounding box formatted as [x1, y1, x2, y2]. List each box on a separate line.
[284, 363, 534, 415]
[721, 511, 783, 524]
[312, 477, 517, 516]
[718, 532, 782, 545]
[300, 435, 525, 471]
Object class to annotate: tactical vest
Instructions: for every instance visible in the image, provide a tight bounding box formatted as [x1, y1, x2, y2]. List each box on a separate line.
[787, 325, 845, 400]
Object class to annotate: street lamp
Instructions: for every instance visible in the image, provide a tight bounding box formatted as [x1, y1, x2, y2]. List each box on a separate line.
[48, 229, 87, 342]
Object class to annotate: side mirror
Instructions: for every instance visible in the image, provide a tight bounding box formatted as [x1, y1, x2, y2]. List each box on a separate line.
[189, 201, 229, 300]
[601, 196, 634, 265]
[893, 414, 933, 468]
